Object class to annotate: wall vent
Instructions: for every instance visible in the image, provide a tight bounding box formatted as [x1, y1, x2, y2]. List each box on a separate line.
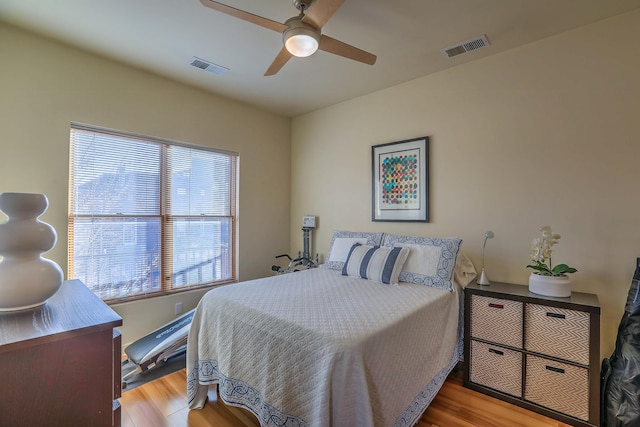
[189, 56, 229, 75]
[442, 35, 490, 59]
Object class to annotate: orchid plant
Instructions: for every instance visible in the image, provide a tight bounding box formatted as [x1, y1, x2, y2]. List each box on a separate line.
[527, 226, 577, 276]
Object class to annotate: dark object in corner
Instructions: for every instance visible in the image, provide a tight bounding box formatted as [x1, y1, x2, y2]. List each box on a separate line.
[121, 308, 195, 388]
[121, 350, 186, 390]
[601, 258, 640, 426]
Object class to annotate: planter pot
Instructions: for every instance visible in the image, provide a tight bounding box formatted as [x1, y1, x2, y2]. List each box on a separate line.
[528, 272, 571, 298]
[0, 192, 63, 311]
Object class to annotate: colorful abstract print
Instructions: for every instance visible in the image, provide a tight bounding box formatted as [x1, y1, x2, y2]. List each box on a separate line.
[380, 149, 420, 209]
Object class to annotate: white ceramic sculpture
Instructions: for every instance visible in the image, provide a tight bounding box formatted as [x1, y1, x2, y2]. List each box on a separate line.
[0, 192, 64, 311]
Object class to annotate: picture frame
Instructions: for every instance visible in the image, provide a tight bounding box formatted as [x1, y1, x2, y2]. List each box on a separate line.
[371, 136, 429, 222]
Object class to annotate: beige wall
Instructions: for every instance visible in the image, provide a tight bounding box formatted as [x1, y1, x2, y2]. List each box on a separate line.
[0, 23, 291, 346]
[2, 9, 640, 356]
[291, 9, 640, 357]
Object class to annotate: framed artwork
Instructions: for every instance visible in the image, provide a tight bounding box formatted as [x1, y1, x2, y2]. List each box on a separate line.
[371, 136, 429, 222]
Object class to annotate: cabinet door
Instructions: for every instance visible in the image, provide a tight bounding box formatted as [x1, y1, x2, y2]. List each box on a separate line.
[0, 330, 114, 426]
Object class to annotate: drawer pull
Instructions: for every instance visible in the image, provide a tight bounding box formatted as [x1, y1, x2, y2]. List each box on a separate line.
[546, 312, 566, 319]
[488, 348, 504, 356]
[545, 365, 565, 374]
[488, 303, 504, 309]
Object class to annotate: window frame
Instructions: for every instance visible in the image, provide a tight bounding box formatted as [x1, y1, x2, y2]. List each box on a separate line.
[68, 123, 238, 303]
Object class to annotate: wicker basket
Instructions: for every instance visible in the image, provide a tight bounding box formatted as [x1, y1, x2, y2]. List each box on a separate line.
[525, 303, 590, 365]
[470, 340, 522, 397]
[471, 295, 523, 348]
[524, 354, 589, 421]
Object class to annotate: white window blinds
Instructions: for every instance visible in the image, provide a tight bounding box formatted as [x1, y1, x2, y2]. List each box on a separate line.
[69, 124, 237, 301]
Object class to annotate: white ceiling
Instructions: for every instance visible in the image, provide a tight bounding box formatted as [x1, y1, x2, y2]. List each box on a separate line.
[2, 0, 639, 117]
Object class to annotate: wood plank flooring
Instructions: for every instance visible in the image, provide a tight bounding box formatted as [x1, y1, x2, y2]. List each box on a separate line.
[120, 368, 572, 427]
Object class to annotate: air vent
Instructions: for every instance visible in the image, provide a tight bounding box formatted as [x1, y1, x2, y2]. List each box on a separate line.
[189, 57, 229, 75]
[442, 35, 491, 59]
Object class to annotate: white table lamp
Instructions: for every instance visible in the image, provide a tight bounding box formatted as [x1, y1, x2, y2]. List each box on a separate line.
[477, 230, 494, 285]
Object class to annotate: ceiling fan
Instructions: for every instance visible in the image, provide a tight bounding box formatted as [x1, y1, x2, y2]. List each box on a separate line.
[199, 0, 377, 76]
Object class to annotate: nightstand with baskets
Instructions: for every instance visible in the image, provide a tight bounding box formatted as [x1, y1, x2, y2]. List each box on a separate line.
[464, 281, 600, 427]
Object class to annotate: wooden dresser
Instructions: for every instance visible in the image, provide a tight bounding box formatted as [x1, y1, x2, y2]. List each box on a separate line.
[464, 281, 600, 427]
[0, 280, 123, 427]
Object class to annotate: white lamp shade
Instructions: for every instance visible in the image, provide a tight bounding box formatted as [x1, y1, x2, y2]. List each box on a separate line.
[285, 33, 319, 57]
[283, 17, 320, 58]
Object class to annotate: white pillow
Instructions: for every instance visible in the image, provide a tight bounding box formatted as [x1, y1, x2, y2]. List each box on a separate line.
[342, 244, 411, 285]
[328, 238, 368, 263]
[399, 244, 442, 277]
[322, 230, 384, 270]
[382, 234, 462, 291]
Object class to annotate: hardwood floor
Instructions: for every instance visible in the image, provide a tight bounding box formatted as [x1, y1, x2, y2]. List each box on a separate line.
[120, 368, 572, 427]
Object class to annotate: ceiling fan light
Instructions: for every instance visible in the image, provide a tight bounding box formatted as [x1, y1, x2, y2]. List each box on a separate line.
[285, 33, 319, 57]
[283, 18, 320, 57]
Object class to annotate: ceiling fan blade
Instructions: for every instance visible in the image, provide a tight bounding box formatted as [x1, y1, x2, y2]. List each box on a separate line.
[199, 0, 287, 33]
[319, 35, 377, 65]
[303, 0, 345, 29]
[264, 47, 294, 76]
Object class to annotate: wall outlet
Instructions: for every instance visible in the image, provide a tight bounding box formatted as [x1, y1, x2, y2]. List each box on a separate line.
[175, 302, 183, 315]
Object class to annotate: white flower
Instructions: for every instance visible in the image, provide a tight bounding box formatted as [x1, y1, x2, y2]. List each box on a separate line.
[527, 226, 577, 276]
[530, 226, 561, 263]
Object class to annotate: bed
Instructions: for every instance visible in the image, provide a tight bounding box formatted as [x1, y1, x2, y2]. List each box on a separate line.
[187, 231, 476, 427]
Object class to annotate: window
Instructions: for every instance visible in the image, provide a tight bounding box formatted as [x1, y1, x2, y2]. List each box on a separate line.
[69, 123, 237, 302]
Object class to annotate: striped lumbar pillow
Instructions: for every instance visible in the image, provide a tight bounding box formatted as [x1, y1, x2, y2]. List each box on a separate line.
[342, 244, 411, 285]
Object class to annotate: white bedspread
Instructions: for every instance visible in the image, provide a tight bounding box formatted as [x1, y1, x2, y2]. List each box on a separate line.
[187, 268, 462, 427]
